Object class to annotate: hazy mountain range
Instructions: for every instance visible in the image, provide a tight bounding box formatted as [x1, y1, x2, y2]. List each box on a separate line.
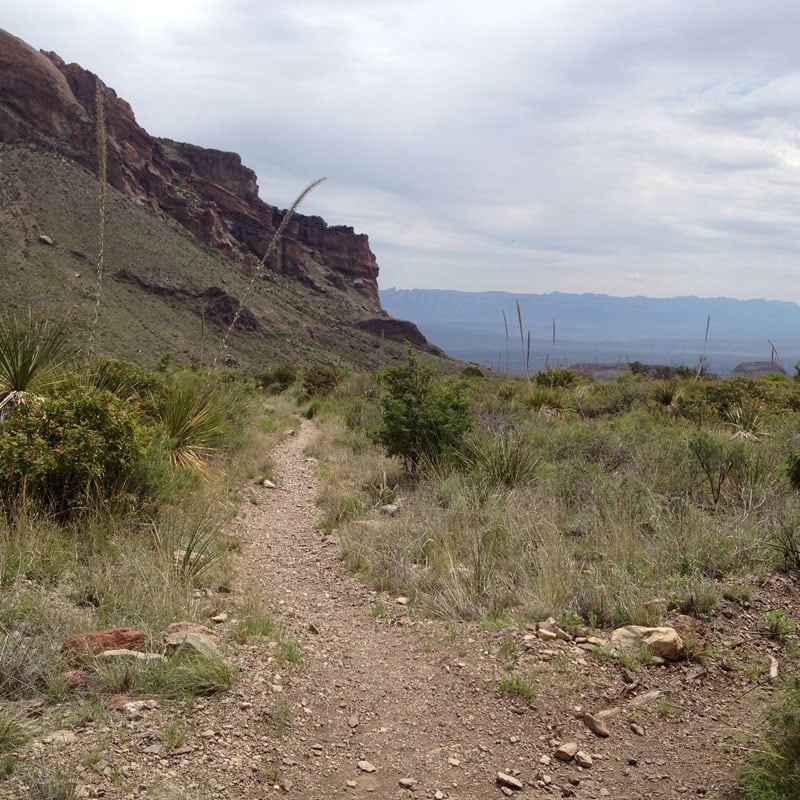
[380, 289, 800, 376]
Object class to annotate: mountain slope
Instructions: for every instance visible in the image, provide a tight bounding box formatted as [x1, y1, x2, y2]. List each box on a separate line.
[0, 28, 436, 371]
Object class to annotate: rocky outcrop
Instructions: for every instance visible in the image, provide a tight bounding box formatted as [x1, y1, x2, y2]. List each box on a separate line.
[356, 317, 444, 355]
[0, 28, 381, 309]
[114, 269, 263, 332]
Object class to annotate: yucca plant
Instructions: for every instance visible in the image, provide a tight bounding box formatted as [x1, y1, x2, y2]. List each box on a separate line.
[652, 378, 682, 410]
[159, 379, 228, 476]
[0, 313, 68, 420]
[726, 399, 765, 439]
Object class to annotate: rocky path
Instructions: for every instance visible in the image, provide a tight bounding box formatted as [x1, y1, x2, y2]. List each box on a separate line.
[230, 420, 775, 800]
[10, 419, 784, 799]
[236, 421, 529, 799]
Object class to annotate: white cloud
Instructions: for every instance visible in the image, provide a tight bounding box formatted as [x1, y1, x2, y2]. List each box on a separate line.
[5, 1, 800, 300]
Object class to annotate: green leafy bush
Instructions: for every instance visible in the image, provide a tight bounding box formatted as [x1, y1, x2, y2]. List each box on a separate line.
[373, 352, 473, 473]
[255, 363, 298, 394]
[681, 377, 800, 424]
[688, 431, 748, 507]
[0, 381, 151, 517]
[574, 374, 650, 418]
[534, 366, 583, 388]
[89, 357, 167, 417]
[303, 364, 340, 398]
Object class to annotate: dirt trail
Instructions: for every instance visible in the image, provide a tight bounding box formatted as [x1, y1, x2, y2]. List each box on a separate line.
[2, 419, 785, 800]
[232, 420, 766, 800]
[236, 421, 519, 799]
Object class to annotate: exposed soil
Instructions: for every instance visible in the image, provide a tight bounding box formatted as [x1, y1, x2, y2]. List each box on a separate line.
[228, 421, 797, 800]
[5, 419, 799, 799]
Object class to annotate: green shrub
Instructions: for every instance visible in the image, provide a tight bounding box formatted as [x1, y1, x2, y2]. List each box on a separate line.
[533, 366, 583, 388]
[255, 363, 298, 394]
[688, 431, 748, 507]
[681, 377, 800, 425]
[0, 381, 152, 517]
[575, 374, 650, 417]
[89, 357, 166, 416]
[303, 364, 340, 398]
[737, 679, 800, 798]
[373, 352, 474, 473]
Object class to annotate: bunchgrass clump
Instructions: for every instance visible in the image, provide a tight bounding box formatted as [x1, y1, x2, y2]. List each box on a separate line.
[151, 501, 231, 587]
[264, 696, 294, 737]
[235, 596, 280, 643]
[92, 652, 234, 699]
[737, 680, 800, 799]
[0, 707, 31, 755]
[23, 762, 80, 800]
[499, 670, 538, 701]
[463, 431, 539, 492]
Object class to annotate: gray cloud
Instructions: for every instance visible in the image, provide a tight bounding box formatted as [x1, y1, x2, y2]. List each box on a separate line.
[5, 0, 800, 300]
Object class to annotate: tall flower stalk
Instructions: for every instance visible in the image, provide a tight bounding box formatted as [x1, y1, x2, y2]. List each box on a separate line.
[209, 177, 326, 373]
[87, 83, 108, 364]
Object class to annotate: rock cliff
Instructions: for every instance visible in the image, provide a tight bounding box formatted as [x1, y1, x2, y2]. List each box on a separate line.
[0, 28, 382, 309]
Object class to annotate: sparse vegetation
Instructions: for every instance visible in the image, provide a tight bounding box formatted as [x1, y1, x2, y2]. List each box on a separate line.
[2, 275, 800, 796]
[498, 670, 538, 701]
[319, 369, 799, 632]
[737, 680, 800, 799]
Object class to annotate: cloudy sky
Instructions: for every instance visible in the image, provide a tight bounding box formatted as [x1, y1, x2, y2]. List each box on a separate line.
[5, 1, 800, 301]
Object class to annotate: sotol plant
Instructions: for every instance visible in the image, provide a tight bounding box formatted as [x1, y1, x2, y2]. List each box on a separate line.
[0, 312, 68, 419]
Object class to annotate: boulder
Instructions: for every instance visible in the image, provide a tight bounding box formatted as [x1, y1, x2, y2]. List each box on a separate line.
[611, 625, 686, 661]
[62, 627, 147, 661]
[164, 621, 221, 658]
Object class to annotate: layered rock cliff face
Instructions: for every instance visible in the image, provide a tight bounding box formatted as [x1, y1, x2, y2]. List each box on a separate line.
[0, 28, 381, 309]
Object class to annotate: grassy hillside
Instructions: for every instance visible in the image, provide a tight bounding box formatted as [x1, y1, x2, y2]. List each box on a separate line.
[0, 143, 419, 372]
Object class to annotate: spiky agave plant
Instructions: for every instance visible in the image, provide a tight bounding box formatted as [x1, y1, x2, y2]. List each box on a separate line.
[159, 379, 228, 476]
[0, 312, 68, 420]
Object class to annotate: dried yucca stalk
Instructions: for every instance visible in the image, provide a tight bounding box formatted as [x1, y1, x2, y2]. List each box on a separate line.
[209, 177, 326, 372]
[87, 82, 108, 364]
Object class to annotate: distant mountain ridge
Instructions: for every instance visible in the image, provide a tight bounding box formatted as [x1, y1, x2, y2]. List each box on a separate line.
[380, 288, 800, 375]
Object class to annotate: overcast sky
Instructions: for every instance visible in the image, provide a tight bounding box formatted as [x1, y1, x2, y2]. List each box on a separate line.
[5, 1, 800, 301]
